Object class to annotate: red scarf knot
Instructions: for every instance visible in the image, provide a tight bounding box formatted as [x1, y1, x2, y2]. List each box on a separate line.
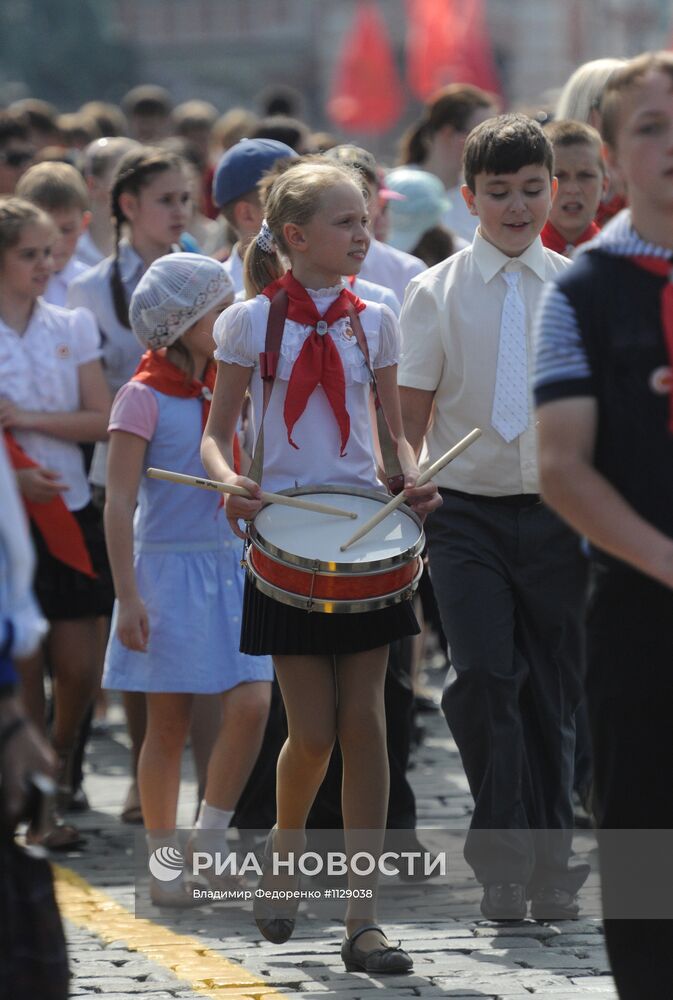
[541, 220, 601, 257]
[628, 254, 673, 434]
[261, 271, 366, 455]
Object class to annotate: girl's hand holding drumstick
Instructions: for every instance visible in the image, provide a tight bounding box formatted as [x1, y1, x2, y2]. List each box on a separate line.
[224, 475, 264, 540]
[341, 428, 482, 551]
[396, 438, 443, 519]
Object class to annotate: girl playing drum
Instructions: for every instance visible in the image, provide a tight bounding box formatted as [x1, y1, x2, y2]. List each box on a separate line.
[201, 158, 441, 974]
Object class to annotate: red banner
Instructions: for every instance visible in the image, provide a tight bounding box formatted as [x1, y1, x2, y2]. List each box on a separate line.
[327, 1, 405, 133]
[406, 0, 500, 100]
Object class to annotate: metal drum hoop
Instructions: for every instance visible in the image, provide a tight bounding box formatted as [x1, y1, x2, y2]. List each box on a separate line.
[246, 484, 425, 575]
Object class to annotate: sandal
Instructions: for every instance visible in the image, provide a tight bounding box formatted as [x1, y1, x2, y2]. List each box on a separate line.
[27, 814, 85, 852]
[120, 781, 143, 825]
[253, 826, 303, 944]
[341, 924, 413, 974]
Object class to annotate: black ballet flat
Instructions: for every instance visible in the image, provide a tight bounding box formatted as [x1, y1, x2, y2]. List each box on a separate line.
[341, 923, 413, 974]
[253, 826, 300, 944]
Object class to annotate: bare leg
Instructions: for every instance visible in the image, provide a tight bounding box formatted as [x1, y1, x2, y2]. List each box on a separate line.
[202, 682, 271, 810]
[336, 644, 392, 946]
[273, 654, 337, 835]
[139, 693, 193, 831]
[48, 618, 100, 756]
[15, 649, 46, 733]
[120, 690, 146, 821]
[190, 694, 222, 803]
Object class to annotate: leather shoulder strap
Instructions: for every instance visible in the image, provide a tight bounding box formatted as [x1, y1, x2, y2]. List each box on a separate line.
[248, 289, 288, 485]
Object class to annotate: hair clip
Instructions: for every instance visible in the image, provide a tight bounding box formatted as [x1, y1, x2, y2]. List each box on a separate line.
[256, 219, 276, 254]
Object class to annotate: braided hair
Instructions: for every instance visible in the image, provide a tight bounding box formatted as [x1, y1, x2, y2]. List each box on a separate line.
[109, 146, 186, 328]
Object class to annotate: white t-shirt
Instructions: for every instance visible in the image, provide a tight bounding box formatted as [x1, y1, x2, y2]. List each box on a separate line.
[43, 256, 90, 308]
[213, 284, 399, 495]
[358, 238, 426, 305]
[222, 244, 245, 296]
[0, 300, 101, 510]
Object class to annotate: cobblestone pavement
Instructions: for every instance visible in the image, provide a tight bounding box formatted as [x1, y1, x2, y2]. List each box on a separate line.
[52, 657, 617, 1000]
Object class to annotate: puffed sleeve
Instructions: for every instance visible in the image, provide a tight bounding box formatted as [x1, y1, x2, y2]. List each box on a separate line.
[213, 300, 257, 367]
[108, 382, 159, 441]
[373, 303, 401, 369]
[70, 306, 102, 365]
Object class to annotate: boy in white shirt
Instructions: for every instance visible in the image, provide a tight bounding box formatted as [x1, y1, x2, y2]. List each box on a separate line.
[399, 114, 588, 921]
[16, 162, 92, 307]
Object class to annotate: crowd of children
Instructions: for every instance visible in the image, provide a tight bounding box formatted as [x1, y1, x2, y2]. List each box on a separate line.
[1, 55, 671, 994]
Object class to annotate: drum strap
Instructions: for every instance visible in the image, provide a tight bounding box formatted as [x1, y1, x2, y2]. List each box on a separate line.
[248, 290, 404, 494]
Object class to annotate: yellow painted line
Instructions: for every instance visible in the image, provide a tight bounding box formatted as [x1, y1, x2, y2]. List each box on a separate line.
[53, 864, 284, 999]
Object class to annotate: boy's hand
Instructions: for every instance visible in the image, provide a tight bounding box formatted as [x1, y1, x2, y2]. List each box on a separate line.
[116, 597, 150, 652]
[16, 467, 68, 503]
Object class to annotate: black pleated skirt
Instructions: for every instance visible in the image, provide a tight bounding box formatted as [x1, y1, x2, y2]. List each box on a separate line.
[31, 502, 115, 621]
[240, 574, 420, 656]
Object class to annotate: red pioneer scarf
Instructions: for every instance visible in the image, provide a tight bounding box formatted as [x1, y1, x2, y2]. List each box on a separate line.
[541, 220, 601, 257]
[628, 256, 673, 433]
[262, 271, 366, 455]
[132, 349, 240, 469]
[4, 431, 96, 578]
[595, 194, 627, 229]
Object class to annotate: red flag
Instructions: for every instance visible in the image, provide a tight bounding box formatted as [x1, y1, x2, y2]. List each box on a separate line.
[327, 1, 405, 134]
[406, 0, 501, 100]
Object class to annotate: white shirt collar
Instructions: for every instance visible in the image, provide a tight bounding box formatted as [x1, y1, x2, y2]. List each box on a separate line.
[472, 228, 548, 284]
[117, 239, 145, 284]
[0, 298, 52, 338]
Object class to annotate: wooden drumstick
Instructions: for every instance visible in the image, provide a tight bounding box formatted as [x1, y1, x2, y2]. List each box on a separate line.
[339, 427, 482, 551]
[146, 468, 358, 518]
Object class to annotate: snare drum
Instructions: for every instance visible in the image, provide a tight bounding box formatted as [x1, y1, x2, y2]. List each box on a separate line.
[245, 486, 425, 613]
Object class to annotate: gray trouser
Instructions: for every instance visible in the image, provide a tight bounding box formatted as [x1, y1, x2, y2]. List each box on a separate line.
[427, 490, 588, 890]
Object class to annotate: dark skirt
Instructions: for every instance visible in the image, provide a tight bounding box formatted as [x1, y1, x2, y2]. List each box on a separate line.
[240, 574, 420, 656]
[31, 502, 114, 621]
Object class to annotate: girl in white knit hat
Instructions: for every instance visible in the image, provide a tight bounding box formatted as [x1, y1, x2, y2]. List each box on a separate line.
[103, 252, 272, 906]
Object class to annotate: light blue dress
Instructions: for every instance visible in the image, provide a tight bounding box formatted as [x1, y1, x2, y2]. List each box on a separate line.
[103, 389, 273, 693]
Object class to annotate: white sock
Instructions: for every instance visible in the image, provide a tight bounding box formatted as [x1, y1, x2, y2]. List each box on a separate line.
[196, 802, 234, 832]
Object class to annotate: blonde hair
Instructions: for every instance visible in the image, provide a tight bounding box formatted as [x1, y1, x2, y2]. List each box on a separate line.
[601, 51, 673, 150]
[243, 158, 364, 298]
[15, 161, 90, 213]
[0, 196, 53, 257]
[555, 58, 626, 127]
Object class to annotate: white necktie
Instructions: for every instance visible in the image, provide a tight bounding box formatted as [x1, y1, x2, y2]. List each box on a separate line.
[491, 269, 528, 443]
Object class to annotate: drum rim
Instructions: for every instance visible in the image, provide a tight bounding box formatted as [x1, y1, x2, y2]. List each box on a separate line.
[246, 557, 424, 614]
[248, 484, 425, 574]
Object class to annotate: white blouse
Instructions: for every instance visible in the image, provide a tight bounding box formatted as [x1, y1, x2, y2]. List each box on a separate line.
[0, 300, 101, 511]
[214, 284, 400, 495]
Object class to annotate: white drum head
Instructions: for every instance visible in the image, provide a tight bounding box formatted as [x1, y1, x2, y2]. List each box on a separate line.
[253, 490, 422, 567]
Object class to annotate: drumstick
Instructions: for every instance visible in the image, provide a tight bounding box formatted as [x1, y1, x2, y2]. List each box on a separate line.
[340, 427, 482, 551]
[146, 468, 357, 518]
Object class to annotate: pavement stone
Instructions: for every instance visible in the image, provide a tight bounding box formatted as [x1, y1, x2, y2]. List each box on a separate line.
[51, 659, 615, 999]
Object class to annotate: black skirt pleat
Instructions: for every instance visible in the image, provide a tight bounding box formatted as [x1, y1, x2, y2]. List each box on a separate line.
[240, 574, 419, 656]
[31, 503, 114, 621]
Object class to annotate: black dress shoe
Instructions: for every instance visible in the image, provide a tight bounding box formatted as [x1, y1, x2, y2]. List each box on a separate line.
[253, 826, 302, 944]
[530, 886, 580, 920]
[480, 882, 527, 920]
[341, 924, 413, 974]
